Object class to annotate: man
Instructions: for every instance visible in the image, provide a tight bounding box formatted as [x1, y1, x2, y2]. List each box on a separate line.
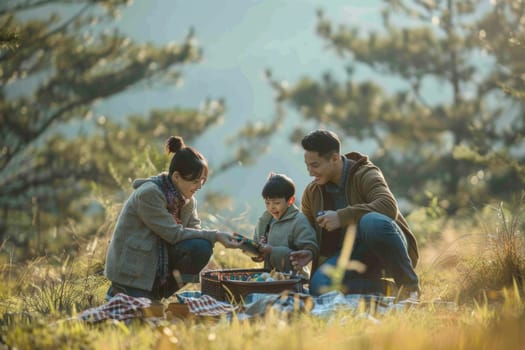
[290, 129, 420, 298]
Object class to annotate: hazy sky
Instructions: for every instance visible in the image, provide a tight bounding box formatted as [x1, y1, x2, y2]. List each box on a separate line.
[10, 0, 499, 226]
[93, 0, 388, 222]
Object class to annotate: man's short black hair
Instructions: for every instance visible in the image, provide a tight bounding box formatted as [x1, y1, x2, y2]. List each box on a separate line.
[261, 173, 295, 201]
[301, 129, 341, 159]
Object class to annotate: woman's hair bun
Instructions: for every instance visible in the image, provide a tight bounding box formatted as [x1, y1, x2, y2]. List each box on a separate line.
[165, 136, 186, 154]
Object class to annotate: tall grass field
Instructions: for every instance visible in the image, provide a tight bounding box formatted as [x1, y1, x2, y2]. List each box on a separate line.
[1, 199, 524, 350]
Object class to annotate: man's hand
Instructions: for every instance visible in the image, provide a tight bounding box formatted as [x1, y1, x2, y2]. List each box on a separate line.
[290, 250, 313, 271]
[215, 232, 244, 248]
[316, 210, 341, 231]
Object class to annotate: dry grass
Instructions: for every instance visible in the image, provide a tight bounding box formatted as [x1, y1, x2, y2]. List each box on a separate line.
[1, 198, 525, 349]
[1, 239, 524, 350]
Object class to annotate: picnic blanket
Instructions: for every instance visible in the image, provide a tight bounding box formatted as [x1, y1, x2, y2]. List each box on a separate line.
[78, 290, 422, 323]
[238, 291, 418, 320]
[182, 294, 237, 316]
[78, 293, 152, 322]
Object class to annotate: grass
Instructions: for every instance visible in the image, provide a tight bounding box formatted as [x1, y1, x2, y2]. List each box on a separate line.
[2, 293, 524, 350]
[1, 198, 525, 349]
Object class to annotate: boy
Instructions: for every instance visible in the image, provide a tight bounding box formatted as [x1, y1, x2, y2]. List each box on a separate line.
[251, 173, 319, 277]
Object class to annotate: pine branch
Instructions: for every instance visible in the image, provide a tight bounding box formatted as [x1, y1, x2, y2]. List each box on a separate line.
[0, 3, 91, 63]
[0, 0, 83, 16]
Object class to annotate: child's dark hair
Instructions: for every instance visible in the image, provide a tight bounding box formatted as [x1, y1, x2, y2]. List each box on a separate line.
[165, 136, 208, 183]
[261, 173, 295, 201]
[301, 129, 341, 159]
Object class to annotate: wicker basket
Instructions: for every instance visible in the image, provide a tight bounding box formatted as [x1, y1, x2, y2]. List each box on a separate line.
[201, 268, 304, 303]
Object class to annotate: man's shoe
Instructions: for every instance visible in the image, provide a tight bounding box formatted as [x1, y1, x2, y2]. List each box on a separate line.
[406, 290, 420, 302]
[396, 285, 420, 303]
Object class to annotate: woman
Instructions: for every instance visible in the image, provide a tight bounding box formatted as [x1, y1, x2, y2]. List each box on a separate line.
[104, 135, 242, 301]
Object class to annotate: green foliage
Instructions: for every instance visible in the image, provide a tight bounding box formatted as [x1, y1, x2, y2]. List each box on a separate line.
[0, 0, 233, 261]
[264, 0, 525, 214]
[4, 316, 94, 350]
[1, 0, 202, 197]
[1, 242, 106, 315]
[407, 191, 447, 246]
[0, 27, 18, 50]
[20, 255, 106, 315]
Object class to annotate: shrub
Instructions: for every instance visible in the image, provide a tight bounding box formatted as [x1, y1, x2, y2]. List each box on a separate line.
[455, 194, 525, 302]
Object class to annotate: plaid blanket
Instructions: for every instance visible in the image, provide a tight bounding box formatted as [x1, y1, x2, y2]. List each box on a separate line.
[78, 291, 419, 323]
[78, 293, 237, 322]
[78, 293, 151, 323]
[180, 294, 237, 317]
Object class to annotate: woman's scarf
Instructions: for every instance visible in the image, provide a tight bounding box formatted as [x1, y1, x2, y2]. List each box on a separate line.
[151, 173, 185, 285]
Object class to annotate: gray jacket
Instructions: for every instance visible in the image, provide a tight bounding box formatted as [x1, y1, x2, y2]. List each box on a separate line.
[104, 178, 217, 291]
[254, 204, 319, 274]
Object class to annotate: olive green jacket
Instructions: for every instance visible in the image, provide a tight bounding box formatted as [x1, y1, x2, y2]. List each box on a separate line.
[104, 178, 217, 291]
[301, 152, 419, 269]
[254, 204, 319, 275]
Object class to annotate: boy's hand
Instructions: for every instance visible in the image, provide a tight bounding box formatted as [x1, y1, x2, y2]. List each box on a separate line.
[251, 255, 265, 263]
[258, 243, 272, 257]
[290, 250, 313, 271]
[233, 232, 262, 256]
[251, 243, 271, 263]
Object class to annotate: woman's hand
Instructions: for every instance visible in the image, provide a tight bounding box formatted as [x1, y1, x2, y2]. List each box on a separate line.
[215, 232, 244, 248]
[290, 250, 313, 271]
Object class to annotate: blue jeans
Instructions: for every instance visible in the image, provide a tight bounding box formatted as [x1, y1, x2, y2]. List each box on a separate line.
[107, 238, 213, 301]
[309, 212, 419, 296]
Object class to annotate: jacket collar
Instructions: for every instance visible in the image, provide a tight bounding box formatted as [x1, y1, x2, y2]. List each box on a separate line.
[344, 152, 369, 178]
[259, 204, 299, 224]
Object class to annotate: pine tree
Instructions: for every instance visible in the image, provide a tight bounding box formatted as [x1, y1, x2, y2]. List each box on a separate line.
[268, 0, 525, 214]
[0, 1, 224, 256]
